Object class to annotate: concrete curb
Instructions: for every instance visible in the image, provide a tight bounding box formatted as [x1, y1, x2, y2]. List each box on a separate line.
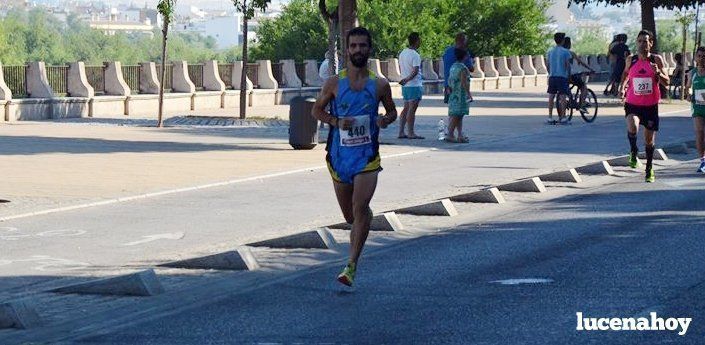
[0, 300, 42, 329]
[575, 161, 614, 175]
[51, 269, 165, 297]
[607, 155, 638, 167]
[450, 188, 506, 204]
[247, 228, 338, 249]
[160, 247, 259, 271]
[394, 199, 458, 216]
[329, 212, 404, 232]
[496, 177, 546, 193]
[537, 169, 582, 183]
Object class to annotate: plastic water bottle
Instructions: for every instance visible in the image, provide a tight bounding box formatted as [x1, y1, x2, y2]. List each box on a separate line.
[437, 119, 446, 141]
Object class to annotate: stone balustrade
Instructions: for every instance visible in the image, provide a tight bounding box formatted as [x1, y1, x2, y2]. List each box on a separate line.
[0, 53, 679, 121]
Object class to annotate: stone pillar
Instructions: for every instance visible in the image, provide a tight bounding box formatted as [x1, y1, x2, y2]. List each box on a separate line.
[508, 56, 524, 76]
[533, 55, 548, 74]
[281, 59, 302, 88]
[67, 62, 94, 98]
[470, 57, 485, 78]
[588, 55, 601, 72]
[104, 61, 131, 96]
[421, 59, 438, 80]
[26, 62, 54, 98]
[304, 60, 323, 86]
[368, 59, 386, 79]
[482, 57, 499, 77]
[232, 61, 253, 90]
[0, 61, 11, 101]
[385, 58, 402, 82]
[139, 62, 160, 94]
[257, 60, 278, 89]
[203, 60, 226, 91]
[686, 52, 694, 64]
[521, 55, 537, 75]
[437, 59, 445, 79]
[495, 57, 512, 77]
[666, 52, 677, 68]
[171, 61, 196, 93]
[598, 55, 610, 73]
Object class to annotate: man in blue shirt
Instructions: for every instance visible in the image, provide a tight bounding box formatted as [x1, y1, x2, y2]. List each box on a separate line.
[443, 32, 474, 103]
[546, 32, 572, 124]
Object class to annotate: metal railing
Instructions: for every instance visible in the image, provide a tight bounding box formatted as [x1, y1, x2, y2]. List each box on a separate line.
[187, 64, 204, 91]
[85, 65, 105, 95]
[271, 62, 284, 86]
[295, 63, 307, 86]
[46, 65, 69, 96]
[218, 63, 233, 89]
[155, 64, 173, 92]
[121, 65, 141, 93]
[246, 63, 259, 88]
[2, 65, 27, 98]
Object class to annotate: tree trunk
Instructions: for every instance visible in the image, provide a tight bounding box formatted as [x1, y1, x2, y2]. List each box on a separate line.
[338, 0, 358, 69]
[682, 22, 687, 100]
[641, 0, 657, 52]
[157, 21, 168, 128]
[240, 2, 248, 119]
[327, 19, 339, 77]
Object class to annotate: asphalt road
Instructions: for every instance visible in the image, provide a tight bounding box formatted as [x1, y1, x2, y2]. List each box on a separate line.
[70, 161, 705, 345]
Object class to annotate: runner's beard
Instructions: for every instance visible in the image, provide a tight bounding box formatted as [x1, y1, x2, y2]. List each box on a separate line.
[351, 53, 368, 68]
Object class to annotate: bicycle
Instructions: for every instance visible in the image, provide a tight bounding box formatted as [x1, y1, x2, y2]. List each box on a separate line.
[567, 72, 598, 123]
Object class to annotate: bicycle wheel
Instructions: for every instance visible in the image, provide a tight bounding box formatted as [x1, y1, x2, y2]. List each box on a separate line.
[580, 89, 598, 123]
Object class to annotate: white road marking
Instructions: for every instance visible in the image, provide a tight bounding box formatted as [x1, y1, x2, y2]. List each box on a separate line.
[0, 255, 91, 271]
[490, 278, 554, 285]
[122, 232, 185, 246]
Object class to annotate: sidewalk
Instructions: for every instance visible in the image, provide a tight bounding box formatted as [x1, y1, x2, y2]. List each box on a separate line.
[0, 84, 691, 219]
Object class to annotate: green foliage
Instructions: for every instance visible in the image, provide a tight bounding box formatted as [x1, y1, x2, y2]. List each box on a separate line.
[157, 0, 177, 24]
[358, 0, 550, 58]
[624, 19, 695, 53]
[568, 27, 611, 55]
[0, 9, 237, 65]
[251, 0, 328, 62]
[231, 0, 272, 19]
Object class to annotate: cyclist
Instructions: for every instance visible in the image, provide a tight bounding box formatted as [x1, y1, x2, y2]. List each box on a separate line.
[563, 37, 596, 114]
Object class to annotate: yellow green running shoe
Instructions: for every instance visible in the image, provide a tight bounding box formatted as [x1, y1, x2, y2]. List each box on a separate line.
[337, 263, 356, 287]
[645, 169, 655, 183]
[629, 152, 641, 168]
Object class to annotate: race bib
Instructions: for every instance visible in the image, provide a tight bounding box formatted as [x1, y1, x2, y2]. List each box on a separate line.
[633, 77, 653, 96]
[339, 115, 372, 147]
[696, 89, 705, 105]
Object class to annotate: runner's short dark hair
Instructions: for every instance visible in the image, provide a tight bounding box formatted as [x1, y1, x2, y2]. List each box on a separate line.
[554, 32, 566, 45]
[408, 32, 420, 46]
[638, 30, 654, 41]
[347, 27, 372, 48]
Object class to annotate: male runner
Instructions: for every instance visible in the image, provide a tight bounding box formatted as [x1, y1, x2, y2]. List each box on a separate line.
[685, 46, 705, 173]
[311, 27, 398, 287]
[618, 30, 669, 182]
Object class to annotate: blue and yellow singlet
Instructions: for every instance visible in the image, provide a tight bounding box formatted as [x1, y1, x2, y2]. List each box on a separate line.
[326, 69, 382, 184]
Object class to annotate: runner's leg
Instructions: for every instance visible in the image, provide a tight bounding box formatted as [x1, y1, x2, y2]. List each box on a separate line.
[349, 171, 378, 265]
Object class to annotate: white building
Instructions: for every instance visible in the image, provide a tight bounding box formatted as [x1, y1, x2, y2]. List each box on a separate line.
[203, 15, 241, 48]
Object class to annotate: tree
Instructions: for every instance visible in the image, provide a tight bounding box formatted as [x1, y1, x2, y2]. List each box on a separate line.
[338, 0, 358, 67]
[250, 0, 327, 62]
[232, 0, 272, 119]
[676, 10, 696, 99]
[569, 0, 705, 52]
[157, 0, 176, 128]
[320, 0, 340, 77]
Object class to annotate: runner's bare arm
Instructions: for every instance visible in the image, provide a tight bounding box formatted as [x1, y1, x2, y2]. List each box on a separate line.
[377, 78, 397, 128]
[653, 55, 670, 87]
[618, 56, 633, 96]
[311, 77, 339, 127]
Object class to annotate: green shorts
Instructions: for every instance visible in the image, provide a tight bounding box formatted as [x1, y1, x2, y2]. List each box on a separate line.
[692, 104, 705, 117]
